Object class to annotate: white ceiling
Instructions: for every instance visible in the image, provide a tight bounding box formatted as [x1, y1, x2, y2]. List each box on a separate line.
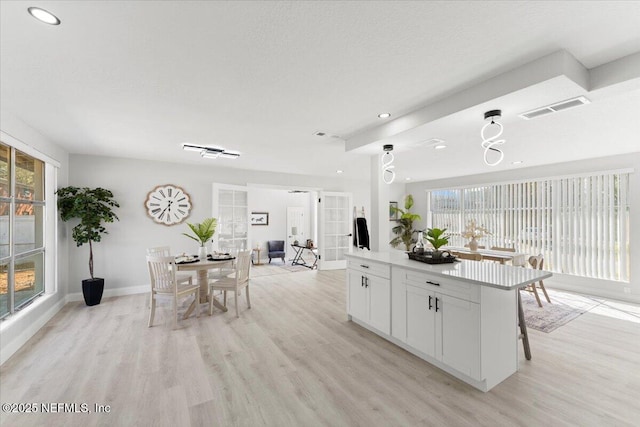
[1, 1, 640, 181]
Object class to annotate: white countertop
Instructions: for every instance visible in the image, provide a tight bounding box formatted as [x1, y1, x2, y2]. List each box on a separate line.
[345, 251, 552, 290]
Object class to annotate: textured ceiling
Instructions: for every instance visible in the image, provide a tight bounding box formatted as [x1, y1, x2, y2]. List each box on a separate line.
[1, 1, 640, 181]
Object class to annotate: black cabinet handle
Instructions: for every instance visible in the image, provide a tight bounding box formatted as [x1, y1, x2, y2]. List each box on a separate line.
[360, 264, 370, 269]
[428, 295, 433, 310]
[426, 280, 440, 286]
[435, 297, 440, 312]
[361, 276, 364, 287]
[365, 277, 369, 288]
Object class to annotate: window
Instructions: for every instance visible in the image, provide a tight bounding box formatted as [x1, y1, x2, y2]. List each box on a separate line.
[428, 171, 630, 282]
[0, 142, 46, 318]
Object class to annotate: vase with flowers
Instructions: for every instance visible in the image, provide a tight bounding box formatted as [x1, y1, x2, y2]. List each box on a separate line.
[461, 219, 491, 251]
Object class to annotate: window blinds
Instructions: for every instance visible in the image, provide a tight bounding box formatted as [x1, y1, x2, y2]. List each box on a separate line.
[429, 172, 630, 282]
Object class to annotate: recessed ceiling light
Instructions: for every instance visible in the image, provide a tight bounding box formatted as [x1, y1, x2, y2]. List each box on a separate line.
[405, 177, 412, 181]
[378, 113, 391, 119]
[512, 161, 523, 165]
[28, 7, 61, 25]
[336, 170, 343, 174]
[434, 144, 447, 150]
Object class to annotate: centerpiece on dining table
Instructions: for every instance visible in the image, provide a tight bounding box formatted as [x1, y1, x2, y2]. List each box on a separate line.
[182, 217, 217, 259]
[460, 219, 491, 252]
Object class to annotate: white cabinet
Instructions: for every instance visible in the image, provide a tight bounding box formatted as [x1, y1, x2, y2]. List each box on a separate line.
[347, 260, 391, 335]
[401, 272, 481, 380]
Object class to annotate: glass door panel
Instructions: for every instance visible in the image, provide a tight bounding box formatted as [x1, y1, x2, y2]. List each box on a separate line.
[318, 191, 352, 270]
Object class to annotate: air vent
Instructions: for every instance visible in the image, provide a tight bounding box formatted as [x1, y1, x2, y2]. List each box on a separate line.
[288, 190, 309, 194]
[313, 131, 342, 139]
[519, 96, 590, 120]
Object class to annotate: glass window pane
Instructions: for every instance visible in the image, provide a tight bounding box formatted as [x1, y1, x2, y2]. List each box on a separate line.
[15, 252, 44, 309]
[15, 150, 44, 201]
[15, 204, 44, 254]
[0, 262, 8, 318]
[0, 143, 9, 198]
[0, 202, 8, 258]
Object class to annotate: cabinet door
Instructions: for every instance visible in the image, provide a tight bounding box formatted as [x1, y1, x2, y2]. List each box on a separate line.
[406, 285, 436, 358]
[438, 294, 481, 379]
[368, 275, 390, 335]
[348, 270, 367, 321]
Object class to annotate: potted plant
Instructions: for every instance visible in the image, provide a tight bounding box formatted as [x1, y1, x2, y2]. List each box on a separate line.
[390, 194, 422, 251]
[56, 186, 120, 306]
[425, 227, 450, 257]
[183, 217, 217, 258]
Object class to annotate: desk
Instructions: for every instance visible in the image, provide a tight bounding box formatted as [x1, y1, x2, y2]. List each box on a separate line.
[290, 244, 318, 269]
[177, 257, 234, 316]
[445, 246, 527, 266]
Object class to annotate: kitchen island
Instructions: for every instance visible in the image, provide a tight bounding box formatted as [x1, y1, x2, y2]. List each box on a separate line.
[345, 251, 552, 392]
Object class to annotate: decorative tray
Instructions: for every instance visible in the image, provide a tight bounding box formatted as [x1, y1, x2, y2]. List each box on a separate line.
[407, 252, 458, 264]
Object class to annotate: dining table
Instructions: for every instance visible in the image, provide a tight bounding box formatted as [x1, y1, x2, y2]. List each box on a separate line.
[176, 255, 235, 317]
[445, 246, 528, 266]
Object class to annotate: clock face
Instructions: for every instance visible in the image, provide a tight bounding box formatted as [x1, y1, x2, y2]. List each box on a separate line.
[145, 185, 192, 225]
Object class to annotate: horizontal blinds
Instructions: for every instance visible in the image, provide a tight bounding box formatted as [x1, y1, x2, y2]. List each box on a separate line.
[429, 172, 630, 282]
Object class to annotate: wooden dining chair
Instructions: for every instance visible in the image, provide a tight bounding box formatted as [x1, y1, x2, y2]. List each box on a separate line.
[490, 246, 526, 267]
[146, 255, 200, 329]
[525, 254, 551, 307]
[209, 250, 252, 317]
[147, 246, 193, 285]
[454, 252, 483, 261]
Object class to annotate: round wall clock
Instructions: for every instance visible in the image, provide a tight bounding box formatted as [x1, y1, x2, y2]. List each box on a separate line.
[145, 184, 192, 226]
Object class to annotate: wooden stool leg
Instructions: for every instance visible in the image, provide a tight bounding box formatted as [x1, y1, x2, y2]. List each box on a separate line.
[518, 290, 531, 360]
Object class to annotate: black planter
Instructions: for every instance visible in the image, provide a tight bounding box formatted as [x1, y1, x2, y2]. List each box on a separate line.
[82, 278, 104, 306]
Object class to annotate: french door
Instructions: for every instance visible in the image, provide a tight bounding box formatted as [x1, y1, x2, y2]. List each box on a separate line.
[318, 191, 352, 270]
[211, 184, 250, 253]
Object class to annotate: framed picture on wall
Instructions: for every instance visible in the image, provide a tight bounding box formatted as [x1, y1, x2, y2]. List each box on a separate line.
[389, 201, 399, 221]
[251, 212, 269, 226]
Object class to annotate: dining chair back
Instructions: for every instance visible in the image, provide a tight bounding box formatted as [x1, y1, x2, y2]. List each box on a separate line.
[146, 255, 200, 328]
[524, 254, 551, 307]
[147, 246, 193, 285]
[209, 250, 252, 317]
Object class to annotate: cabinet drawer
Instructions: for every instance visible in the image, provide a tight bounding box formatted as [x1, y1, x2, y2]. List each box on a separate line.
[402, 269, 480, 303]
[348, 259, 391, 279]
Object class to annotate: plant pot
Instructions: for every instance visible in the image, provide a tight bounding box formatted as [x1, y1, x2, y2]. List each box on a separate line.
[82, 278, 104, 306]
[468, 237, 479, 252]
[198, 246, 207, 259]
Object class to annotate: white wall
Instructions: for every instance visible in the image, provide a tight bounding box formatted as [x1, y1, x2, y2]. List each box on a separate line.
[67, 154, 370, 298]
[406, 152, 640, 303]
[248, 188, 313, 262]
[0, 111, 70, 365]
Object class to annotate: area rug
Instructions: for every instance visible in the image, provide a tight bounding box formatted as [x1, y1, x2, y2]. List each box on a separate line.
[278, 264, 314, 273]
[522, 289, 603, 333]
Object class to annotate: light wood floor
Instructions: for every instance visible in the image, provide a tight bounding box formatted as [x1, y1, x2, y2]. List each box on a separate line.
[1, 269, 639, 426]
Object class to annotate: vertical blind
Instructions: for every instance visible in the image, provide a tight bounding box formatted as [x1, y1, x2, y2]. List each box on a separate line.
[429, 171, 630, 282]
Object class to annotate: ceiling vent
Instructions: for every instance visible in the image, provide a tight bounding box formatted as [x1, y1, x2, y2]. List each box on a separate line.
[288, 190, 309, 194]
[313, 131, 342, 140]
[519, 96, 590, 120]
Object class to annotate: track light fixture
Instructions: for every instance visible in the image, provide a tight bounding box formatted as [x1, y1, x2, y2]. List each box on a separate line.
[481, 109, 505, 166]
[381, 144, 395, 184]
[182, 143, 240, 159]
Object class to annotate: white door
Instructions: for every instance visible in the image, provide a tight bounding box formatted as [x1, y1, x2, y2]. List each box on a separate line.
[211, 183, 250, 253]
[406, 284, 436, 358]
[286, 207, 306, 259]
[318, 191, 352, 270]
[347, 270, 368, 321]
[368, 275, 391, 335]
[438, 294, 481, 379]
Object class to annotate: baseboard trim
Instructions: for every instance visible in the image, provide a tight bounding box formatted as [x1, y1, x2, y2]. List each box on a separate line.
[66, 284, 149, 303]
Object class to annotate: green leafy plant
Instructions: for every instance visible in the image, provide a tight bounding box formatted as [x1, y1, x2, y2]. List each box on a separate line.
[425, 228, 450, 251]
[390, 194, 422, 251]
[183, 218, 217, 246]
[56, 186, 120, 279]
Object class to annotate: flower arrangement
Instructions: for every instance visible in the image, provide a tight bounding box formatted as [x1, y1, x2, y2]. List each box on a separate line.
[460, 219, 492, 240]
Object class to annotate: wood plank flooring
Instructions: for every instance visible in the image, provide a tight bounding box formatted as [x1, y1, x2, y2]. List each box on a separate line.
[1, 269, 639, 426]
